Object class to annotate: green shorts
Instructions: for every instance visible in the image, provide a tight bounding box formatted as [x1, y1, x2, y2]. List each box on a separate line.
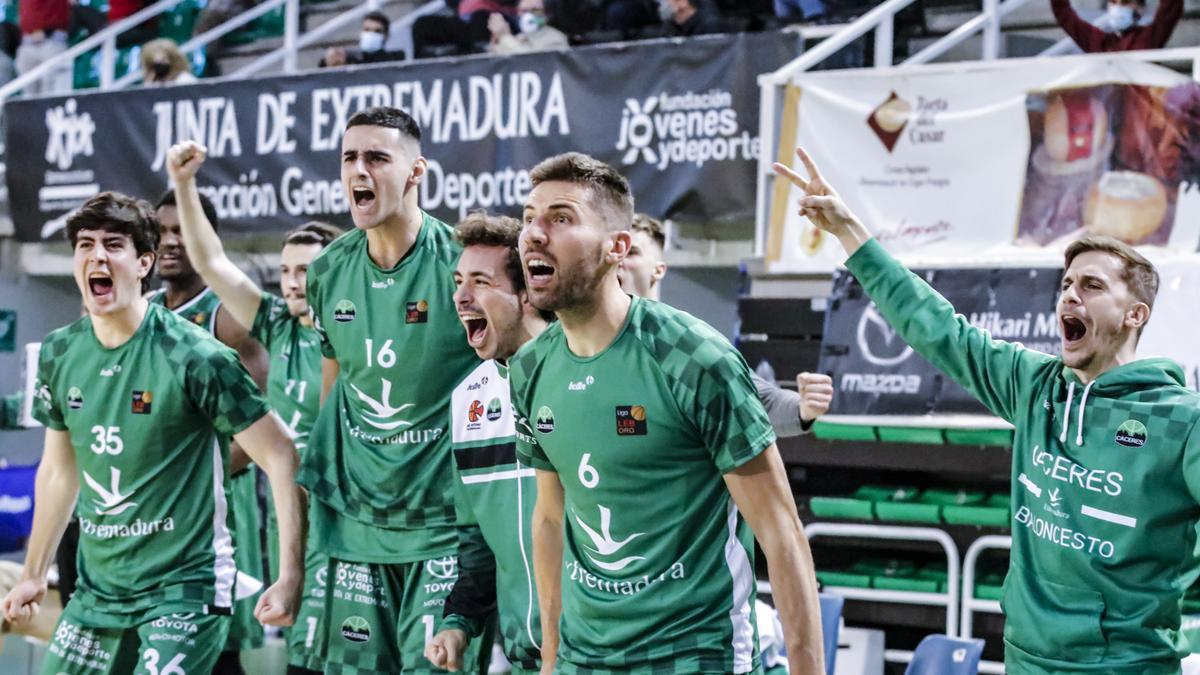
[316, 555, 490, 674]
[40, 601, 230, 675]
[286, 544, 330, 671]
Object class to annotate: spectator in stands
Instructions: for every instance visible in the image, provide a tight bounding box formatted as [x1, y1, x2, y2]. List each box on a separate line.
[109, 0, 158, 49]
[488, 0, 568, 54]
[319, 12, 404, 68]
[413, 0, 518, 58]
[140, 38, 197, 86]
[16, 0, 70, 95]
[1051, 0, 1181, 51]
[356, 11, 405, 63]
[0, 20, 21, 87]
[661, 0, 725, 37]
[191, 0, 254, 75]
[605, 0, 659, 36]
[774, 0, 829, 24]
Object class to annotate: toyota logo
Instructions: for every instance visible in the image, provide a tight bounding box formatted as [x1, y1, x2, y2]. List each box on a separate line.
[425, 556, 458, 580]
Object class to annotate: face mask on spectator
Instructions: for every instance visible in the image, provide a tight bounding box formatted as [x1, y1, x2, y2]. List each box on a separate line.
[519, 12, 546, 34]
[360, 30, 385, 53]
[152, 62, 171, 81]
[1105, 4, 1135, 32]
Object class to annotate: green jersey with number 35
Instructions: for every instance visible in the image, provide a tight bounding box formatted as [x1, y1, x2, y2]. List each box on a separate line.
[33, 304, 270, 628]
[511, 296, 776, 674]
[302, 213, 479, 563]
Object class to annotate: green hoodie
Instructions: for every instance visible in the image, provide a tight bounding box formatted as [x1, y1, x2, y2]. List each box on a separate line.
[846, 239, 1200, 674]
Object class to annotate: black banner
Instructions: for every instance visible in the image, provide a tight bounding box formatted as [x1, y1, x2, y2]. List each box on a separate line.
[819, 267, 1064, 416]
[5, 32, 798, 242]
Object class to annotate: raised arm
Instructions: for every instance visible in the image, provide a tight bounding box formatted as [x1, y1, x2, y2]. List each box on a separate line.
[772, 148, 1055, 423]
[233, 413, 305, 626]
[1146, 0, 1183, 47]
[724, 444, 823, 675]
[3, 429, 78, 625]
[166, 141, 263, 330]
[1049, 0, 1107, 52]
[531, 469, 564, 675]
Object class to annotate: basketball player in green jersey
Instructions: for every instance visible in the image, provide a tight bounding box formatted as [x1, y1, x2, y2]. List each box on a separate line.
[513, 153, 824, 674]
[302, 106, 483, 673]
[165, 140, 341, 675]
[147, 190, 271, 673]
[2, 191, 305, 675]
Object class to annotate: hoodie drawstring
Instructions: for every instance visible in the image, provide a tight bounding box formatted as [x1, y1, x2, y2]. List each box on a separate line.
[1059, 381, 1075, 444]
[1075, 380, 1094, 446]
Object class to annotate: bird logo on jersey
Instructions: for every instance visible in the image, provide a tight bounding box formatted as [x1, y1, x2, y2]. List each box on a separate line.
[468, 400, 484, 423]
[573, 505, 646, 572]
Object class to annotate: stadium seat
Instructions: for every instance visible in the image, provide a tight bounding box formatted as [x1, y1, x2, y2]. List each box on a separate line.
[819, 593, 844, 675]
[904, 635, 985, 675]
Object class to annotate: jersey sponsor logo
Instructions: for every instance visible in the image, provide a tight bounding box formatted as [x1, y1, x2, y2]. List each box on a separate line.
[568, 375, 595, 391]
[1115, 419, 1147, 448]
[100, 365, 122, 377]
[78, 515, 175, 540]
[131, 390, 153, 415]
[333, 299, 357, 323]
[83, 467, 138, 515]
[191, 312, 208, 327]
[466, 376, 489, 391]
[535, 406, 555, 434]
[349, 379, 415, 431]
[425, 556, 458, 580]
[572, 505, 646, 572]
[566, 559, 687, 596]
[340, 616, 371, 643]
[615, 405, 647, 436]
[67, 386, 84, 410]
[406, 300, 429, 324]
[468, 400, 485, 423]
[857, 304, 914, 366]
[486, 398, 503, 422]
[370, 279, 395, 289]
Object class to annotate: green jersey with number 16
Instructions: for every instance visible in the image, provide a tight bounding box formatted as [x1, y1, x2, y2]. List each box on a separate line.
[33, 304, 270, 628]
[302, 213, 479, 563]
[511, 296, 776, 674]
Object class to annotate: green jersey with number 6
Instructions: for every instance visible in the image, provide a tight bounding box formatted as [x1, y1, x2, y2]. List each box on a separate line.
[302, 213, 479, 562]
[511, 296, 776, 674]
[32, 304, 270, 628]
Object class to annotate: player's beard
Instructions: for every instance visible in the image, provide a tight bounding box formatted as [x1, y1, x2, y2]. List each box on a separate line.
[532, 241, 609, 314]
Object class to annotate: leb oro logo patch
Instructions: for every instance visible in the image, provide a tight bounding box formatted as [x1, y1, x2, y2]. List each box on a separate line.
[615, 405, 647, 436]
[406, 300, 429, 324]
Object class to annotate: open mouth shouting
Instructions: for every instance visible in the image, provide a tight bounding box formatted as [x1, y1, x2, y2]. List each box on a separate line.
[524, 255, 556, 290]
[351, 186, 377, 212]
[459, 311, 489, 349]
[1060, 313, 1088, 349]
[88, 272, 115, 302]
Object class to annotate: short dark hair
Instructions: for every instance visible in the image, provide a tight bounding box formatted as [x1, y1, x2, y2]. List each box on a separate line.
[67, 192, 161, 290]
[630, 213, 665, 250]
[283, 221, 343, 248]
[345, 106, 421, 144]
[364, 11, 390, 34]
[454, 211, 554, 322]
[1064, 235, 1159, 338]
[529, 152, 634, 230]
[155, 189, 219, 232]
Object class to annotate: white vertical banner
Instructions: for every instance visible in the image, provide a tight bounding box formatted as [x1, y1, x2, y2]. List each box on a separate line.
[768, 56, 1200, 273]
